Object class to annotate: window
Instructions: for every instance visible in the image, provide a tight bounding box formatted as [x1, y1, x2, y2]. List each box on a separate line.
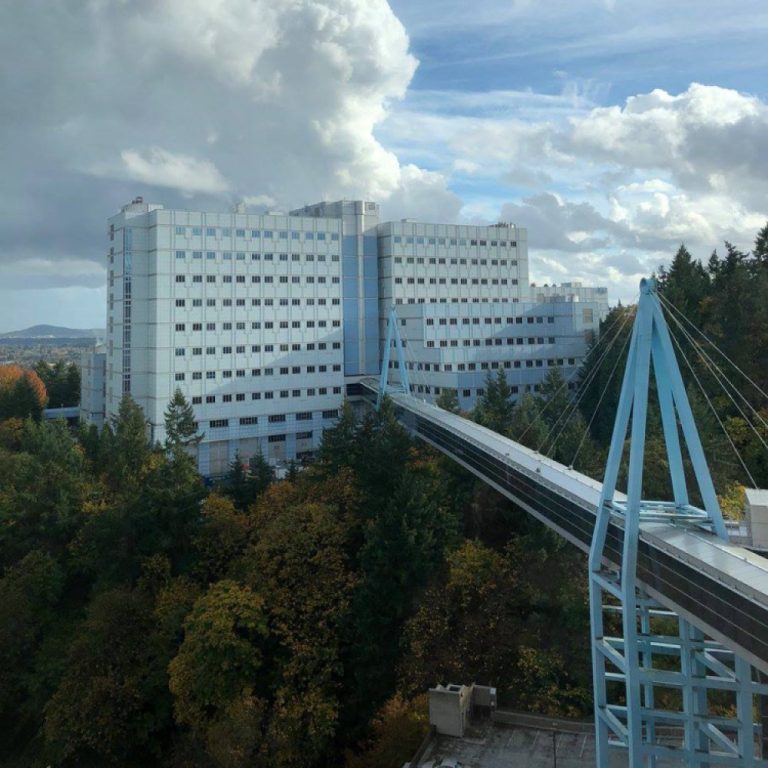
[296, 411, 312, 421]
[269, 414, 286, 423]
[175, 372, 185, 381]
[206, 395, 216, 403]
[210, 419, 229, 428]
[175, 348, 185, 356]
[240, 416, 258, 425]
[175, 250, 186, 259]
[322, 409, 338, 419]
[175, 323, 185, 331]
[175, 275, 185, 283]
[192, 396, 202, 404]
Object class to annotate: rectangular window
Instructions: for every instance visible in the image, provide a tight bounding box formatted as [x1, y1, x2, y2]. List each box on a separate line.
[210, 419, 229, 428]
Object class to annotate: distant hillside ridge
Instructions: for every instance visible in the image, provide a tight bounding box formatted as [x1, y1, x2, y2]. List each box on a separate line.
[0, 325, 104, 339]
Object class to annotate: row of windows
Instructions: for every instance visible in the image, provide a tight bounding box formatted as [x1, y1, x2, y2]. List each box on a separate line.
[424, 337, 559, 349]
[174, 297, 340, 308]
[395, 298, 522, 305]
[174, 251, 340, 263]
[169, 340, 339, 357]
[198, 410, 333, 429]
[425, 316, 555, 326]
[174, 363, 341, 378]
[175, 227, 338, 241]
[394, 277, 519, 286]
[415, 382, 570, 397]
[173, 297, 341, 309]
[390, 356, 578, 371]
[191, 386, 342, 405]
[392, 236, 517, 247]
[394, 256, 518, 267]
[174, 318, 341, 332]
[175, 274, 340, 285]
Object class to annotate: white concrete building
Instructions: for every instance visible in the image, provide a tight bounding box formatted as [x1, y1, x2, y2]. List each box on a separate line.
[84, 197, 609, 475]
[79, 343, 106, 428]
[101, 197, 345, 475]
[377, 220, 608, 409]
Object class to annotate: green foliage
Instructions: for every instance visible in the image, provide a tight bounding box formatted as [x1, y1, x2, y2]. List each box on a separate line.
[475, 368, 515, 434]
[44, 587, 172, 764]
[165, 387, 203, 450]
[435, 387, 460, 414]
[344, 694, 429, 768]
[168, 580, 269, 758]
[398, 537, 592, 717]
[33, 360, 80, 408]
[220, 453, 271, 512]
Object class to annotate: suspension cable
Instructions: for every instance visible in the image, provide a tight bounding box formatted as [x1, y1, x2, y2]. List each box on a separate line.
[665, 314, 757, 488]
[657, 292, 768, 404]
[536, 309, 633, 454]
[660, 303, 768, 454]
[570, 325, 633, 468]
[516, 306, 633, 445]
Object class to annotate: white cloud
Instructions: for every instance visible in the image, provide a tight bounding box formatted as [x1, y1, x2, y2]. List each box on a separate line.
[120, 148, 230, 194]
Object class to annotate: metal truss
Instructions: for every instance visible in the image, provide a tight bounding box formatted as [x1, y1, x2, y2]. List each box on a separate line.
[377, 304, 411, 409]
[589, 278, 766, 766]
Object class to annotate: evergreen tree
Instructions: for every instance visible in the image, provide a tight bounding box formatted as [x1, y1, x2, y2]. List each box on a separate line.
[317, 401, 359, 474]
[435, 387, 460, 414]
[222, 454, 258, 512]
[475, 369, 514, 435]
[164, 388, 202, 450]
[754, 222, 768, 265]
[509, 393, 547, 450]
[106, 395, 151, 487]
[657, 244, 710, 326]
[249, 449, 275, 497]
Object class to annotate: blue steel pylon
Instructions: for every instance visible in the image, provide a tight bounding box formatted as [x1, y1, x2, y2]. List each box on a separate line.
[377, 305, 411, 409]
[589, 278, 768, 766]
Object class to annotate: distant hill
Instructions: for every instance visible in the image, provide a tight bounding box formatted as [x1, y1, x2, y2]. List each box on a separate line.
[0, 325, 104, 340]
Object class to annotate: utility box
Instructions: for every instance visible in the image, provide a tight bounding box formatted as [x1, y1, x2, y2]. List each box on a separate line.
[746, 489, 768, 551]
[428, 684, 473, 737]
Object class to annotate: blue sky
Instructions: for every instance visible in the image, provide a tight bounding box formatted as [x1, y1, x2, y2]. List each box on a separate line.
[1, 0, 767, 331]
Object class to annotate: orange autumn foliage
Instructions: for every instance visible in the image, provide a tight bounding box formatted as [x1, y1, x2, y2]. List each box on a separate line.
[0, 364, 48, 407]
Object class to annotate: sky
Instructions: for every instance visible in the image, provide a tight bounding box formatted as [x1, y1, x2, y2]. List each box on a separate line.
[1, 0, 767, 332]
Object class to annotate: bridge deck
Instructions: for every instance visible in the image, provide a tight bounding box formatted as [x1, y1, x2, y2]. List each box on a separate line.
[361, 380, 768, 674]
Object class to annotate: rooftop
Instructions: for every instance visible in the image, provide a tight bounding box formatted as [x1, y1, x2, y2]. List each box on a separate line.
[416, 717, 628, 768]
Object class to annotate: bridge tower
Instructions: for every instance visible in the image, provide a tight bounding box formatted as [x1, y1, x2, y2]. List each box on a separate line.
[377, 305, 411, 409]
[590, 277, 768, 766]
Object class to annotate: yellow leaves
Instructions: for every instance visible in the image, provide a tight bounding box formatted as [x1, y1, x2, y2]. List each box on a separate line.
[718, 482, 746, 520]
[344, 694, 429, 768]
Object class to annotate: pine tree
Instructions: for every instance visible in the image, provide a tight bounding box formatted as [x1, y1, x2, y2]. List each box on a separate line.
[223, 454, 252, 511]
[435, 388, 459, 414]
[754, 222, 768, 266]
[475, 369, 514, 435]
[657, 244, 710, 326]
[107, 395, 151, 487]
[317, 400, 359, 473]
[249, 449, 274, 497]
[164, 388, 202, 450]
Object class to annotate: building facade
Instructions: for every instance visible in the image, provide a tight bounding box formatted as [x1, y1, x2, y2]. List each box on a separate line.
[84, 197, 609, 474]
